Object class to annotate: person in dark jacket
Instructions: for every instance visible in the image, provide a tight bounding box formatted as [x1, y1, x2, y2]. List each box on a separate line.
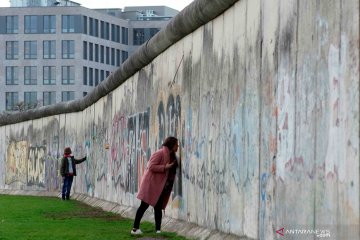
[60, 147, 87, 200]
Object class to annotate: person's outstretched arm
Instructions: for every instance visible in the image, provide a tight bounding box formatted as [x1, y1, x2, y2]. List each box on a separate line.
[74, 156, 87, 164]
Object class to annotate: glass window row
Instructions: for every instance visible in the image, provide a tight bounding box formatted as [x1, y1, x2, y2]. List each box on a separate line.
[83, 41, 128, 66]
[5, 40, 74, 60]
[133, 28, 160, 46]
[5, 91, 75, 111]
[83, 67, 111, 87]
[84, 16, 128, 44]
[3, 15, 129, 44]
[4, 65, 117, 87]
[5, 66, 75, 85]
[5, 40, 127, 68]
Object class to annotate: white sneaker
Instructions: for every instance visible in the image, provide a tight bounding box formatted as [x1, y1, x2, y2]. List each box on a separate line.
[131, 229, 143, 235]
[156, 230, 161, 234]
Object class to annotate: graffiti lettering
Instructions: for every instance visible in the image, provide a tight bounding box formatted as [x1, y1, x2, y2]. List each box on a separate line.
[6, 141, 28, 184]
[28, 146, 46, 187]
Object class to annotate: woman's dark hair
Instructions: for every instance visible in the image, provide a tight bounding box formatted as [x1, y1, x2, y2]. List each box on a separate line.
[162, 136, 178, 150]
[162, 136, 179, 172]
[162, 136, 178, 163]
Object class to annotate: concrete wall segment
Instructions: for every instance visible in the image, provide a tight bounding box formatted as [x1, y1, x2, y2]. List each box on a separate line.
[217, 6, 233, 234]
[0, 126, 5, 187]
[258, 0, 279, 238]
[337, 0, 360, 235]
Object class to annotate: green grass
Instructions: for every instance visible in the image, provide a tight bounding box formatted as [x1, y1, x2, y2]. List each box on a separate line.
[0, 195, 189, 240]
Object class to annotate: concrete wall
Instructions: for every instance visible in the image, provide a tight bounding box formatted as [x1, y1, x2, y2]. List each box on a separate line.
[0, 0, 359, 239]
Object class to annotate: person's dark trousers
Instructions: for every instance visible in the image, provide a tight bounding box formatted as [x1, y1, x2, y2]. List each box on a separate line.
[133, 201, 150, 229]
[62, 175, 74, 200]
[153, 194, 164, 231]
[133, 191, 165, 231]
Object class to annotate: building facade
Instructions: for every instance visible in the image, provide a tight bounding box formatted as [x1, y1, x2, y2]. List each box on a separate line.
[0, 2, 178, 112]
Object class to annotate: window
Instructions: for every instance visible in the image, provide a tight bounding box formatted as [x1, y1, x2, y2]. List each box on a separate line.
[90, 18, 98, 37]
[133, 28, 145, 45]
[43, 15, 56, 33]
[43, 92, 56, 106]
[95, 44, 99, 62]
[62, 40, 75, 59]
[6, 41, 18, 59]
[89, 18, 94, 36]
[6, 92, 19, 111]
[150, 28, 160, 37]
[24, 15, 38, 33]
[116, 49, 121, 66]
[95, 69, 99, 86]
[89, 68, 93, 86]
[111, 24, 116, 41]
[94, 19, 99, 37]
[43, 40, 56, 59]
[100, 70, 104, 82]
[24, 92, 37, 109]
[24, 66, 37, 85]
[121, 51, 128, 63]
[62, 15, 75, 33]
[116, 25, 120, 43]
[121, 27, 128, 45]
[24, 41, 37, 59]
[62, 91, 75, 102]
[83, 41, 87, 59]
[106, 47, 110, 65]
[105, 22, 109, 40]
[100, 45, 104, 63]
[62, 66, 75, 85]
[83, 67, 87, 85]
[83, 16, 87, 34]
[83, 92, 87, 97]
[89, 42, 93, 61]
[100, 21, 105, 38]
[6, 66, 18, 85]
[111, 48, 115, 66]
[43, 66, 56, 85]
[6, 16, 18, 34]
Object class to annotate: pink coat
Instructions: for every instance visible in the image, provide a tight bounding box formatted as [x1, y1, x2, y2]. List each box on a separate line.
[137, 146, 174, 209]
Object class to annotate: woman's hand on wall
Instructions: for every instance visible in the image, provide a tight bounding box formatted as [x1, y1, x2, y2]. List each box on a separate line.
[165, 162, 175, 170]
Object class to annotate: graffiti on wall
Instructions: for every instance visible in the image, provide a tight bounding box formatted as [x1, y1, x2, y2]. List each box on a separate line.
[110, 108, 151, 194]
[109, 93, 183, 198]
[6, 141, 50, 188]
[45, 154, 59, 191]
[83, 139, 94, 194]
[94, 125, 108, 182]
[6, 141, 28, 184]
[128, 109, 151, 193]
[110, 113, 128, 190]
[28, 146, 46, 187]
[157, 94, 182, 199]
[157, 94, 182, 147]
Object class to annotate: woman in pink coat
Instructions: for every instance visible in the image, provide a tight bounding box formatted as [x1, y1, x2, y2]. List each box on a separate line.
[131, 136, 179, 235]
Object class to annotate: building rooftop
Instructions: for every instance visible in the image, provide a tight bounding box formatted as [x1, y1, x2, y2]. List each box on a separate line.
[8, 0, 179, 21]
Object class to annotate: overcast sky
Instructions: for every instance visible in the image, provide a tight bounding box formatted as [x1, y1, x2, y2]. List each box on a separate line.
[0, 0, 194, 11]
